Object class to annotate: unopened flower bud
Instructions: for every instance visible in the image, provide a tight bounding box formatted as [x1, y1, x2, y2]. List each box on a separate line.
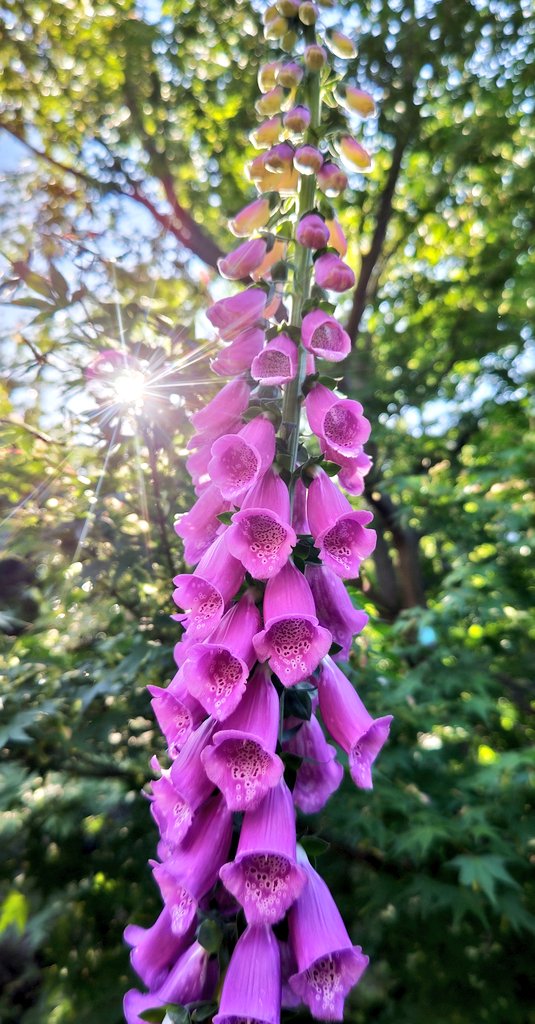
[335, 85, 376, 117]
[264, 15, 288, 39]
[326, 30, 357, 58]
[314, 252, 355, 291]
[296, 213, 330, 249]
[276, 0, 300, 14]
[251, 238, 287, 281]
[250, 116, 282, 150]
[281, 29, 298, 51]
[247, 152, 269, 182]
[304, 43, 328, 71]
[258, 62, 282, 93]
[264, 142, 294, 172]
[229, 195, 274, 237]
[278, 61, 303, 88]
[294, 144, 324, 174]
[317, 161, 348, 196]
[299, 1, 319, 24]
[337, 135, 372, 171]
[218, 238, 268, 280]
[263, 3, 281, 23]
[326, 217, 348, 256]
[283, 105, 311, 133]
[256, 86, 287, 117]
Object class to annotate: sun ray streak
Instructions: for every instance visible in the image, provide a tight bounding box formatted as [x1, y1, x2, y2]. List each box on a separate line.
[71, 423, 120, 565]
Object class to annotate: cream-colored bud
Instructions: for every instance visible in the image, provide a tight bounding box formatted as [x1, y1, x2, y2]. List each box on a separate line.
[258, 62, 282, 93]
[304, 43, 327, 71]
[264, 15, 289, 39]
[337, 135, 372, 171]
[299, 1, 319, 25]
[326, 30, 357, 58]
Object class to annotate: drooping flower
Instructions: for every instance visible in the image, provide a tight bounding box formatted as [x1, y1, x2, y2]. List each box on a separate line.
[288, 847, 369, 1020]
[284, 105, 311, 133]
[209, 415, 276, 501]
[149, 717, 217, 848]
[317, 161, 348, 197]
[147, 684, 205, 759]
[123, 941, 218, 1024]
[301, 310, 351, 362]
[218, 237, 268, 280]
[220, 779, 307, 923]
[325, 217, 348, 256]
[211, 326, 266, 377]
[304, 561, 368, 660]
[314, 252, 355, 292]
[253, 559, 331, 686]
[226, 467, 297, 578]
[172, 532, 244, 641]
[251, 334, 298, 386]
[250, 115, 283, 149]
[181, 592, 261, 720]
[206, 287, 268, 342]
[336, 135, 372, 172]
[294, 144, 324, 174]
[213, 924, 282, 1024]
[201, 664, 284, 811]
[296, 213, 330, 249]
[307, 468, 376, 578]
[229, 195, 273, 236]
[334, 85, 376, 118]
[152, 793, 232, 937]
[124, 908, 193, 990]
[325, 29, 357, 58]
[174, 483, 231, 566]
[317, 656, 393, 789]
[284, 714, 344, 815]
[338, 450, 373, 495]
[190, 378, 250, 437]
[305, 382, 371, 460]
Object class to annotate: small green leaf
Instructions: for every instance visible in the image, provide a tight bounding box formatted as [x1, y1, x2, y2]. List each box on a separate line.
[197, 917, 223, 954]
[300, 835, 330, 857]
[284, 688, 312, 721]
[217, 511, 234, 525]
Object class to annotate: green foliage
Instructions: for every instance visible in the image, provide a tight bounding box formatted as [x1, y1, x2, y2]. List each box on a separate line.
[1, 0, 534, 1022]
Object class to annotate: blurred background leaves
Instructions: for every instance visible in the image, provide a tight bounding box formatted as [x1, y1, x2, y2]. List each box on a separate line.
[0, 0, 534, 1021]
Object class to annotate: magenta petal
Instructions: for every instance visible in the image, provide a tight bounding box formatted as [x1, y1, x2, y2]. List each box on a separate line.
[254, 616, 332, 686]
[285, 715, 343, 815]
[306, 383, 370, 456]
[147, 685, 204, 757]
[301, 310, 351, 363]
[209, 417, 276, 501]
[262, 560, 316, 621]
[292, 477, 310, 535]
[213, 924, 281, 1024]
[288, 851, 369, 1021]
[211, 327, 265, 376]
[317, 656, 393, 789]
[219, 781, 307, 923]
[206, 287, 268, 341]
[190, 379, 250, 434]
[307, 471, 375, 578]
[218, 238, 268, 280]
[304, 562, 368, 660]
[172, 533, 244, 640]
[201, 666, 284, 810]
[150, 718, 216, 847]
[124, 907, 191, 990]
[156, 940, 218, 1004]
[251, 334, 298, 385]
[124, 990, 165, 1024]
[152, 794, 232, 936]
[338, 451, 373, 495]
[175, 484, 231, 566]
[227, 471, 297, 579]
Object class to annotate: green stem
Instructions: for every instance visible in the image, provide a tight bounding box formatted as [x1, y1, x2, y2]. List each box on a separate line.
[281, 67, 322, 502]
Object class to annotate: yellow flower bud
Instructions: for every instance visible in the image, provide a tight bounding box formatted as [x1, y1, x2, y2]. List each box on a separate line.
[255, 86, 286, 117]
[258, 62, 282, 93]
[262, 4, 280, 23]
[228, 196, 273, 237]
[337, 135, 372, 171]
[299, 1, 319, 25]
[326, 217, 348, 257]
[276, 0, 300, 15]
[304, 44, 327, 71]
[326, 30, 357, 58]
[335, 85, 376, 118]
[249, 116, 283, 150]
[264, 15, 288, 39]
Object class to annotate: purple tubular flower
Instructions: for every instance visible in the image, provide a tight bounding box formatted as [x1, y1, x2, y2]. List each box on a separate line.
[190, 379, 250, 436]
[305, 383, 371, 459]
[284, 715, 343, 815]
[124, 907, 192, 990]
[206, 287, 268, 342]
[172, 533, 245, 641]
[218, 238, 268, 280]
[279, 938, 302, 1009]
[314, 252, 355, 292]
[289, 849, 369, 1020]
[175, 484, 231, 566]
[213, 923, 281, 1024]
[307, 469, 376, 578]
[317, 161, 348, 198]
[296, 213, 330, 250]
[251, 334, 298, 386]
[304, 562, 368, 660]
[123, 940, 218, 1024]
[152, 793, 232, 936]
[226, 467, 297, 579]
[149, 718, 217, 847]
[318, 656, 393, 789]
[219, 779, 307, 923]
[301, 310, 351, 363]
[201, 664, 284, 811]
[211, 326, 265, 377]
[185, 443, 212, 492]
[209, 416, 277, 501]
[147, 684, 205, 758]
[253, 560, 332, 686]
[338, 451, 373, 495]
[181, 593, 262, 720]
[292, 477, 310, 535]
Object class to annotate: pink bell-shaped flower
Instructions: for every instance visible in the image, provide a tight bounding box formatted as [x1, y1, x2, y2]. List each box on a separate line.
[314, 252, 355, 292]
[147, 684, 205, 759]
[190, 378, 250, 437]
[296, 213, 330, 249]
[213, 924, 282, 1024]
[317, 656, 393, 789]
[152, 793, 232, 937]
[218, 237, 268, 280]
[201, 665, 284, 811]
[211, 326, 265, 377]
[253, 560, 331, 686]
[226, 468, 297, 579]
[220, 779, 307, 923]
[251, 334, 298, 386]
[149, 718, 217, 848]
[338, 450, 373, 495]
[207, 287, 268, 341]
[284, 714, 343, 815]
[174, 484, 231, 566]
[288, 847, 369, 1020]
[172, 532, 245, 641]
[307, 469, 376, 578]
[304, 562, 368, 660]
[209, 416, 276, 501]
[123, 908, 193, 991]
[305, 382, 371, 459]
[181, 593, 262, 720]
[123, 940, 218, 1024]
[301, 310, 351, 362]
